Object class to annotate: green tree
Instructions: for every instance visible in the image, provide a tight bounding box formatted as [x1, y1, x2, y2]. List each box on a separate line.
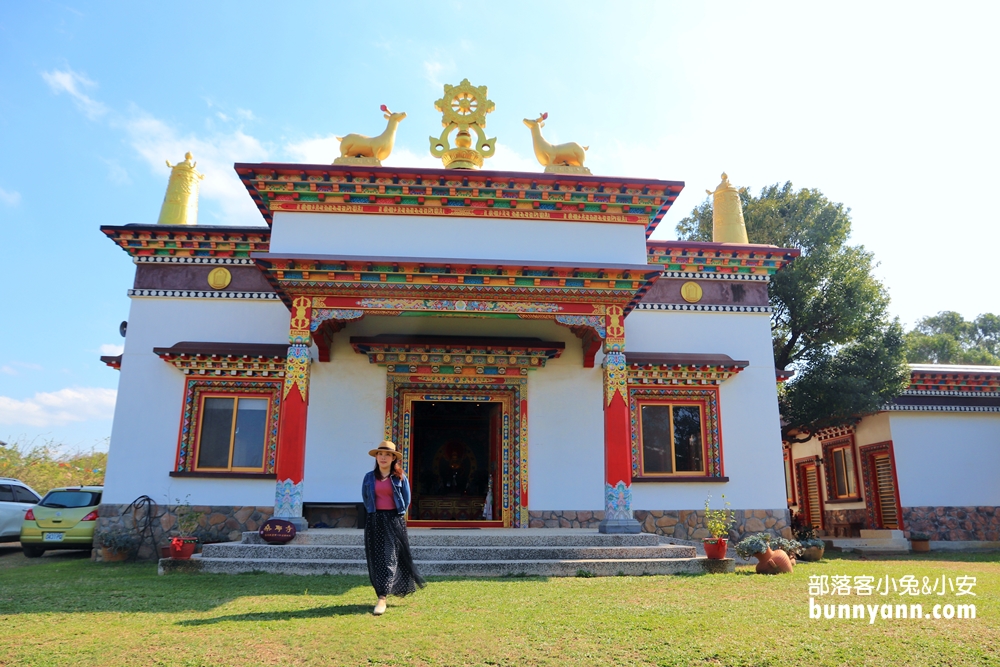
[904, 311, 1000, 365]
[677, 182, 909, 441]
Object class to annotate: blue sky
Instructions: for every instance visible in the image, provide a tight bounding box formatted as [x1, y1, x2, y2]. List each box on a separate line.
[2, 1, 998, 452]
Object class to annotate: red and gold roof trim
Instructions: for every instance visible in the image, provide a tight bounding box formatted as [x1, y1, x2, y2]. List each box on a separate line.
[624, 353, 748, 386]
[647, 241, 799, 278]
[102, 224, 270, 259]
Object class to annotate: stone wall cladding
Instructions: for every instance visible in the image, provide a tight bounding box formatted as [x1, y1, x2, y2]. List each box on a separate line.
[305, 505, 361, 528]
[529, 509, 791, 540]
[903, 506, 1000, 541]
[94, 503, 272, 561]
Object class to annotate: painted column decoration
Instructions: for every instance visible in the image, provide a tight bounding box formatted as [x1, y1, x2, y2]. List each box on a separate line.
[274, 296, 312, 529]
[599, 305, 641, 533]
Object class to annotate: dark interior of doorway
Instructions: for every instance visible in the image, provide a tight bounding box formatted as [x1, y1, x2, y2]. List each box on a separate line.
[410, 401, 500, 521]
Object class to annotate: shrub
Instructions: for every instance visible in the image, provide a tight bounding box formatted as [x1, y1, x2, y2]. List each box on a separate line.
[98, 528, 138, 554]
[771, 536, 803, 557]
[704, 494, 736, 538]
[790, 511, 818, 542]
[735, 533, 771, 559]
[0, 439, 106, 493]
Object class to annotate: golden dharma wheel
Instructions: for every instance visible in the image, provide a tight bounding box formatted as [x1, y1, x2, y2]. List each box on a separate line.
[680, 281, 703, 303]
[207, 267, 232, 290]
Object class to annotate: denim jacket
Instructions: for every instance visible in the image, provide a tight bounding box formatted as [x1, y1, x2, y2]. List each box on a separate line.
[361, 470, 410, 515]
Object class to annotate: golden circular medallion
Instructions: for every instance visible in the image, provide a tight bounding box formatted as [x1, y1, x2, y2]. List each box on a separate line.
[680, 281, 703, 303]
[207, 267, 232, 290]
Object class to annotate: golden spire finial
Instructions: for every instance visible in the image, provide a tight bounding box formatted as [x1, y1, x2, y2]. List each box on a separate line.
[707, 172, 748, 244]
[428, 78, 496, 169]
[157, 152, 204, 225]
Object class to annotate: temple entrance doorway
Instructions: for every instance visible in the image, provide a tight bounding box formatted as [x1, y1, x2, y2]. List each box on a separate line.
[408, 400, 503, 526]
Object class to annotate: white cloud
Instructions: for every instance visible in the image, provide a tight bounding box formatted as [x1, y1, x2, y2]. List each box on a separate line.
[98, 344, 124, 356]
[100, 158, 131, 185]
[0, 187, 20, 206]
[285, 135, 341, 165]
[41, 68, 108, 119]
[0, 367, 15, 376]
[123, 109, 270, 224]
[0, 387, 117, 428]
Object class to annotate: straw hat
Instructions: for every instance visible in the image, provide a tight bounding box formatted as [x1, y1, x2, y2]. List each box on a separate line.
[368, 440, 403, 459]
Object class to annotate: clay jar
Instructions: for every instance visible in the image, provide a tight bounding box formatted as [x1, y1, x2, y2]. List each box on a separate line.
[753, 547, 794, 575]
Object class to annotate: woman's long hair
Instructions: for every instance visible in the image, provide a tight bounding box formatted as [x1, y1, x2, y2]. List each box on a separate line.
[373, 457, 404, 480]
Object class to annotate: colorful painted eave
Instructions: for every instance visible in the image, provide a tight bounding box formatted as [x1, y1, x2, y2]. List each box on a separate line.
[907, 364, 1000, 394]
[646, 240, 800, 277]
[234, 163, 684, 238]
[252, 252, 663, 313]
[101, 224, 271, 259]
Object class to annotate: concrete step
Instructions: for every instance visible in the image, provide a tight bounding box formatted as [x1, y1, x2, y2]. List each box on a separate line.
[160, 555, 734, 577]
[241, 528, 662, 548]
[200, 543, 697, 561]
[827, 537, 910, 554]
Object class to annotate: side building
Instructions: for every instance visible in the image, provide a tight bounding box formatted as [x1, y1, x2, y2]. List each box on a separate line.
[784, 364, 1000, 548]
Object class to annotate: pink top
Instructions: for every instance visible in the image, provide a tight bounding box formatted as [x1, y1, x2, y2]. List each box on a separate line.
[374, 475, 396, 510]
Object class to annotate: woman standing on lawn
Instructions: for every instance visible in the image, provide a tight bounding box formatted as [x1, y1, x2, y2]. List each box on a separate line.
[361, 440, 425, 615]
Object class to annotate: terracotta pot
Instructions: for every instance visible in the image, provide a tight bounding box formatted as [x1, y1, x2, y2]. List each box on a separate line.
[754, 547, 794, 574]
[703, 537, 728, 559]
[800, 545, 825, 562]
[910, 539, 931, 553]
[101, 547, 129, 563]
[169, 537, 198, 559]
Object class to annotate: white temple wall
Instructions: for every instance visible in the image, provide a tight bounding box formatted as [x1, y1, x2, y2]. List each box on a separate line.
[102, 297, 289, 506]
[889, 412, 1000, 507]
[269, 211, 649, 265]
[625, 310, 788, 511]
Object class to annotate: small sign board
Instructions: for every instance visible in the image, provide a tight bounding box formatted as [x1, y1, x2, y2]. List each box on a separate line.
[259, 518, 297, 544]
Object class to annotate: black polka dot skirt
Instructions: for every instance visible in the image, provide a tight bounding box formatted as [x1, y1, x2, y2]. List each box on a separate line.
[364, 510, 426, 598]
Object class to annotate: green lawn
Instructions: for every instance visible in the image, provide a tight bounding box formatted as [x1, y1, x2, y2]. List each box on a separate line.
[0, 544, 997, 666]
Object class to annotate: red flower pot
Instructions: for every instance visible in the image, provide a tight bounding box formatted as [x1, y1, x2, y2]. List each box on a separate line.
[169, 537, 197, 559]
[703, 537, 728, 559]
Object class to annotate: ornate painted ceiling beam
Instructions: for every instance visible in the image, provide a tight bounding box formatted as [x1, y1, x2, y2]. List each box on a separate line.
[647, 240, 800, 278]
[101, 224, 270, 259]
[234, 163, 684, 239]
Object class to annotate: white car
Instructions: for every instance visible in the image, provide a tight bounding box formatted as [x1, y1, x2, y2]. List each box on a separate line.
[0, 478, 42, 543]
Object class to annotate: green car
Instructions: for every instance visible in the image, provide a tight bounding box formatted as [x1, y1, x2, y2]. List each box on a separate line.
[20, 486, 103, 558]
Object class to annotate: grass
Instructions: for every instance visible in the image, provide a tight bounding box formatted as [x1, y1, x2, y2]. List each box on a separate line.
[0, 545, 998, 666]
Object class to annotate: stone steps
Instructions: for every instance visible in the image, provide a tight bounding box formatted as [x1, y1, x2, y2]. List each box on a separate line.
[159, 528, 732, 577]
[200, 543, 696, 561]
[827, 530, 910, 554]
[162, 555, 731, 577]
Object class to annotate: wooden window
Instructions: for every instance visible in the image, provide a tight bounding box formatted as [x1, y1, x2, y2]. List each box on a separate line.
[822, 436, 861, 501]
[194, 394, 270, 472]
[638, 402, 706, 476]
[796, 458, 824, 530]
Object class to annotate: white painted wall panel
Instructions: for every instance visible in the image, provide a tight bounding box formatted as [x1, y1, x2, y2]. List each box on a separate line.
[103, 298, 289, 506]
[889, 412, 1000, 507]
[269, 211, 649, 265]
[625, 310, 787, 511]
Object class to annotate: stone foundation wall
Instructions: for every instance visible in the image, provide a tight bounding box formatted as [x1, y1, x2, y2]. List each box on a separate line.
[823, 508, 868, 537]
[94, 503, 272, 561]
[529, 509, 791, 540]
[903, 506, 1000, 541]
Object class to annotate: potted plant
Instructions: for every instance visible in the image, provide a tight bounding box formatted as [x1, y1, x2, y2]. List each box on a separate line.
[910, 532, 931, 553]
[798, 537, 826, 561]
[702, 494, 736, 559]
[736, 533, 794, 574]
[771, 536, 803, 563]
[165, 498, 202, 559]
[98, 528, 138, 562]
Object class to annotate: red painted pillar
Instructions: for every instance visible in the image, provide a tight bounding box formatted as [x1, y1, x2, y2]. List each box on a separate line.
[274, 296, 312, 529]
[599, 305, 640, 534]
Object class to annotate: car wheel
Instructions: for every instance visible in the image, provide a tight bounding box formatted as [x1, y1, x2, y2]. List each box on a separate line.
[22, 545, 45, 558]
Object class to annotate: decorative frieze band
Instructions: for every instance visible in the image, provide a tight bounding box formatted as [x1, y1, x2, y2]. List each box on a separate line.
[903, 389, 1000, 398]
[134, 256, 256, 266]
[887, 404, 1000, 413]
[128, 289, 280, 300]
[661, 271, 769, 282]
[634, 303, 771, 313]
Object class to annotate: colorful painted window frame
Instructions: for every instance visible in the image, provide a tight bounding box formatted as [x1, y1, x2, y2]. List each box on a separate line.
[628, 387, 723, 480]
[822, 435, 861, 502]
[175, 378, 281, 474]
[385, 375, 528, 528]
[783, 447, 796, 505]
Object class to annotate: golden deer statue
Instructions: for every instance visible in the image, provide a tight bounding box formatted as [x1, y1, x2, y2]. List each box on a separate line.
[335, 105, 407, 164]
[523, 113, 589, 172]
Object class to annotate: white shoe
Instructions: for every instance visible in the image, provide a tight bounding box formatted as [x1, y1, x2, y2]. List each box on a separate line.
[373, 599, 387, 615]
